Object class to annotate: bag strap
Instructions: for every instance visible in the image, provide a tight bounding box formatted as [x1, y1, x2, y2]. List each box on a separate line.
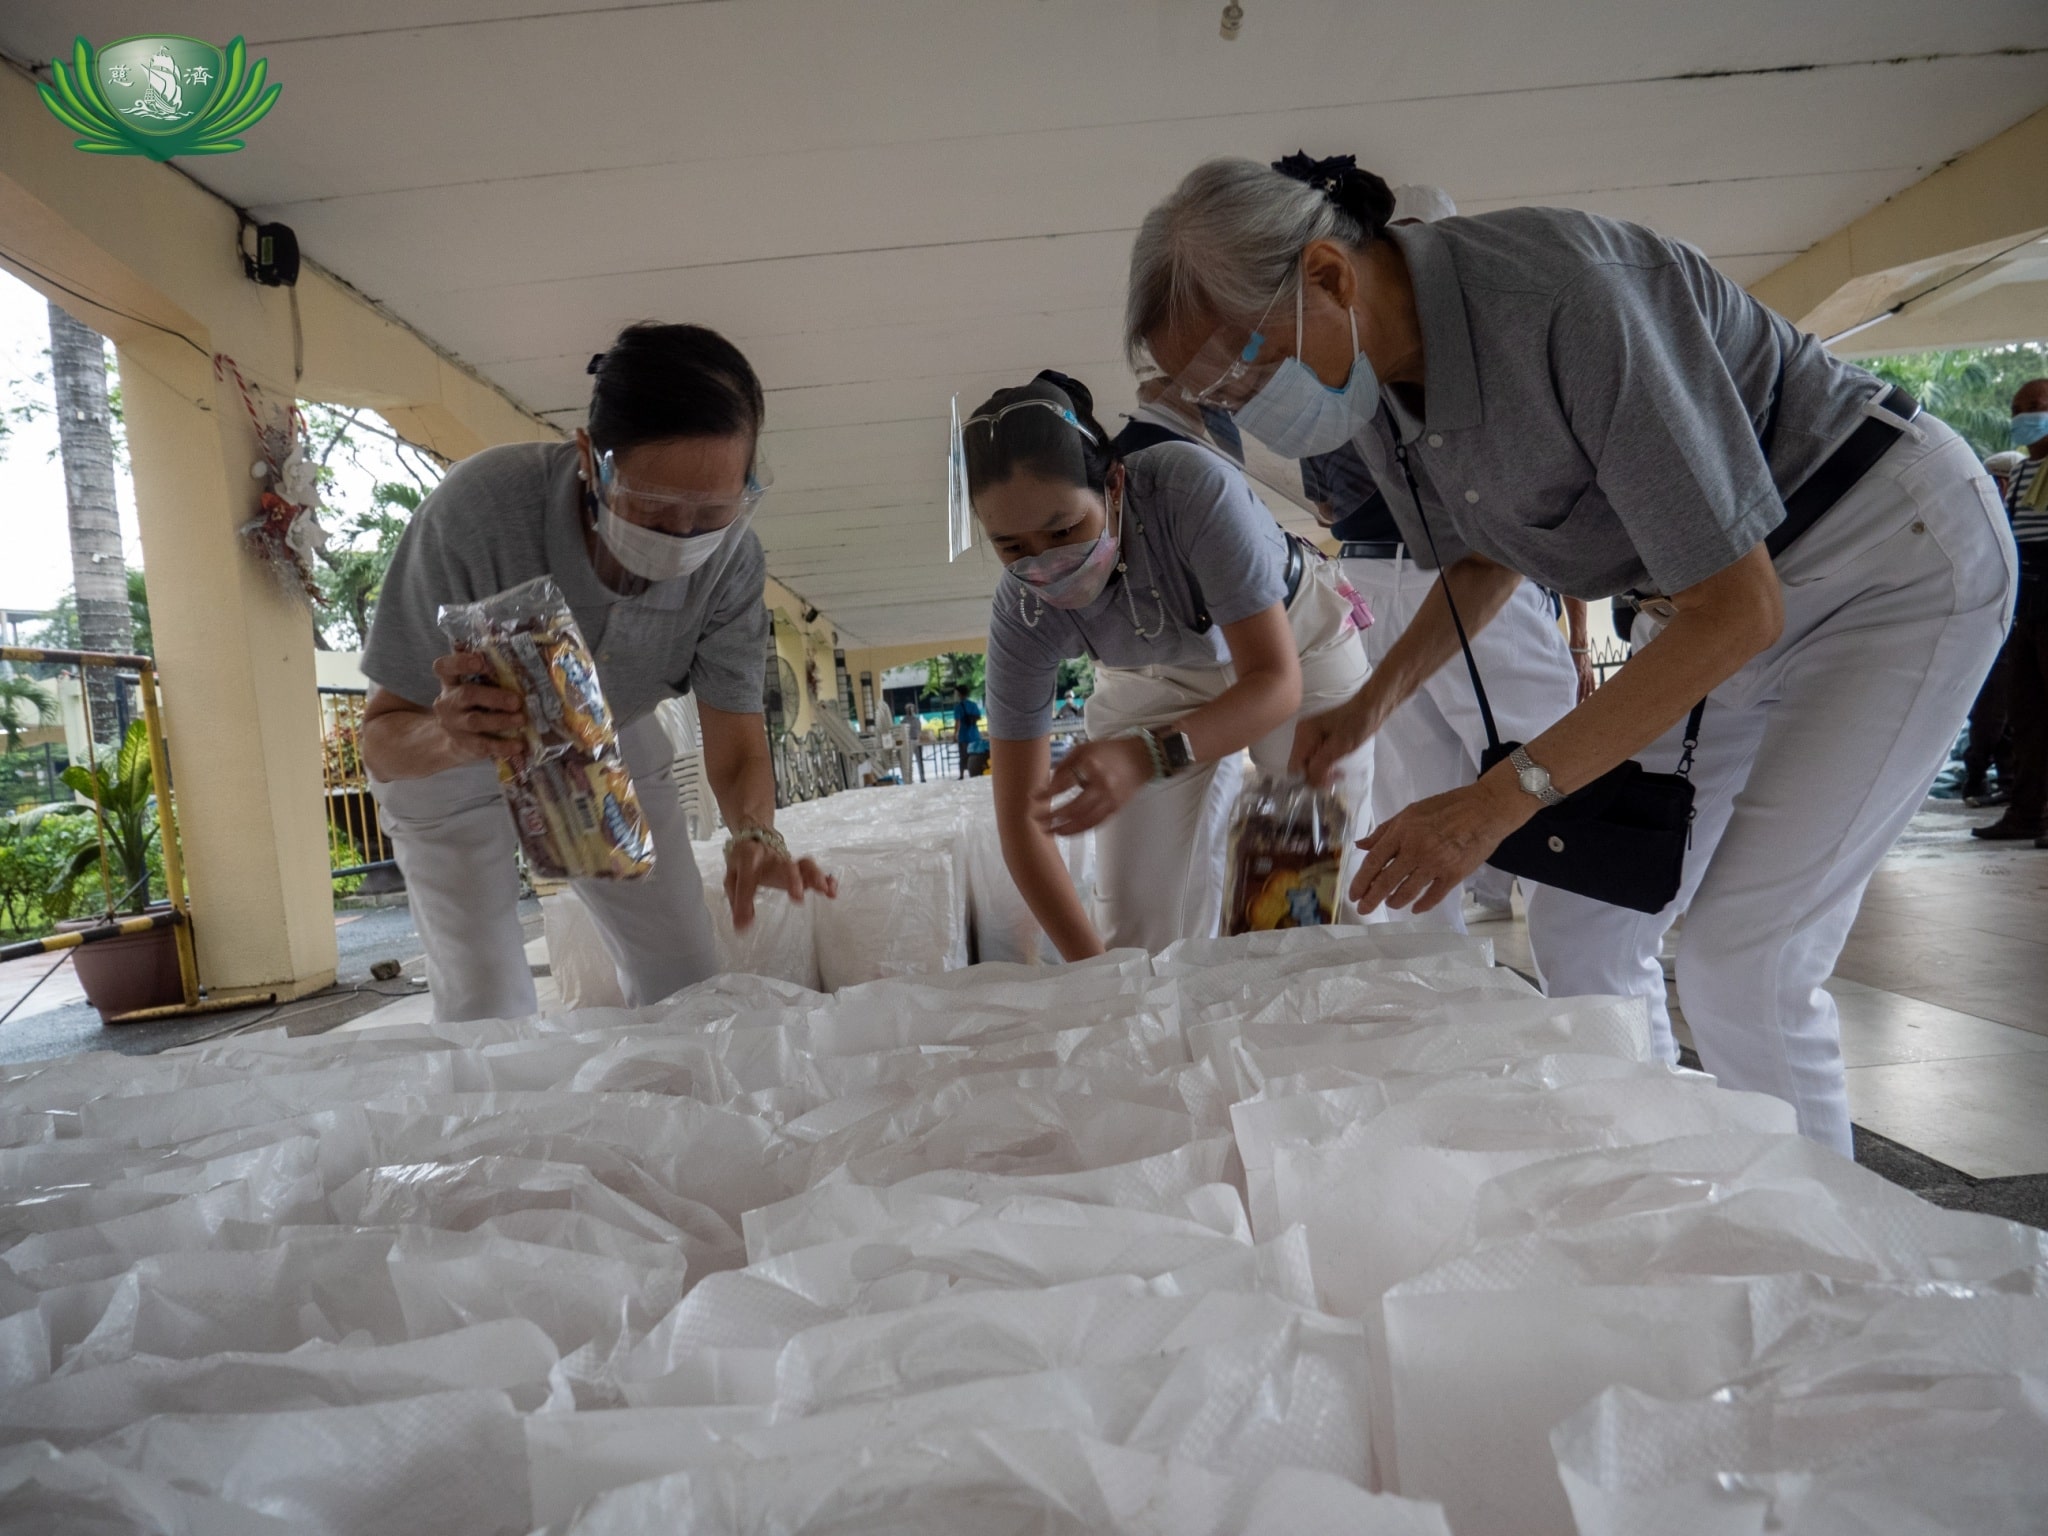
[1391, 436, 1708, 780]
[1392, 436, 1504, 754]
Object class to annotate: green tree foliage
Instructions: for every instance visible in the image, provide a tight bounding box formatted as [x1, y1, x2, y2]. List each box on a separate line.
[296, 403, 442, 651]
[0, 812, 97, 936]
[1856, 343, 2048, 459]
[316, 481, 420, 650]
[50, 719, 159, 916]
[924, 651, 987, 697]
[32, 568, 152, 657]
[0, 676, 57, 752]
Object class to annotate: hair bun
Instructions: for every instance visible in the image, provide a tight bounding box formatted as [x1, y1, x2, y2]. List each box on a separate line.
[586, 352, 607, 376]
[1272, 152, 1396, 239]
[1033, 368, 1094, 418]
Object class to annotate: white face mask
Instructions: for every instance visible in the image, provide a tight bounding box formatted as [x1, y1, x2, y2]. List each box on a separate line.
[596, 503, 731, 582]
[1232, 278, 1379, 458]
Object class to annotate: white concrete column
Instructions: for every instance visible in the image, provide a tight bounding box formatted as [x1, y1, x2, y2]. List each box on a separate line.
[117, 342, 337, 1000]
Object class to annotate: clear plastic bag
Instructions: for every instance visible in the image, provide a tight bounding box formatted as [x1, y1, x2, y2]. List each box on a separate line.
[1553, 1294, 2048, 1536]
[1221, 774, 1350, 934]
[438, 576, 653, 881]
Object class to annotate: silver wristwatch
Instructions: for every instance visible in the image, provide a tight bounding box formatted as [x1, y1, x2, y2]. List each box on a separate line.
[1509, 745, 1566, 807]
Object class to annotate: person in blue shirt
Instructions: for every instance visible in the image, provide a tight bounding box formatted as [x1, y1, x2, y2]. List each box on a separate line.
[953, 684, 989, 777]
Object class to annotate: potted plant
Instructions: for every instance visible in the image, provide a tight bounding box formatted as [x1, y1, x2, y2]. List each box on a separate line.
[49, 720, 183, 1021]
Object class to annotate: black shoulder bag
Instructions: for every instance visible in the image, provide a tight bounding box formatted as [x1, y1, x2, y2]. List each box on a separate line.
[1391, 439, 1703, 915]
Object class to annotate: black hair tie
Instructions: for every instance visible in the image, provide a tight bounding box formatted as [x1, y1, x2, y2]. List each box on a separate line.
[585, 352, 606, 376]
[1272, 151, 1390, 238]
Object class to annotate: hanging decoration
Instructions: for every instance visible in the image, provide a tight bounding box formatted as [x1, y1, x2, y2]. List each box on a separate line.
[214, 351, 327, 605]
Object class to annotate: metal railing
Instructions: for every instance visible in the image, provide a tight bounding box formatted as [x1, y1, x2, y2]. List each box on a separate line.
[1587, 636, 1631, 687]
[318, 687, 396, 880]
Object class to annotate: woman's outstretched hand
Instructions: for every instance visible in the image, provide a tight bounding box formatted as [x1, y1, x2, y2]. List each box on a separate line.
[1348, 771, 1533, 915]
[1034, 736, 1155, 836]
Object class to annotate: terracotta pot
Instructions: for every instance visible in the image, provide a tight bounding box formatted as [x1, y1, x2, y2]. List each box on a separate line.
[60, 908, 185, 1023]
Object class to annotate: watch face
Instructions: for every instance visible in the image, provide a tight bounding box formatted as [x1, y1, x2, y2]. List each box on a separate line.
[1164, 732, 1196, 770]
[1518, 763, 1546, 794]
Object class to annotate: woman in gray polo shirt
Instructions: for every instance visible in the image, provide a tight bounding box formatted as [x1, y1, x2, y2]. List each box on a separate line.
[966, 371, 1370, 955]
[1130, 155, 2015, 1153]
[362, 324, 833, 1022]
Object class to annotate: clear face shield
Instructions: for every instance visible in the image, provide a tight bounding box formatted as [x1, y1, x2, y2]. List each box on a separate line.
[947, 395, 1102, 562]
[1155, 273, 1301, 417]
[588, 446, 772, 585]
[1129, 357, 1247, 467]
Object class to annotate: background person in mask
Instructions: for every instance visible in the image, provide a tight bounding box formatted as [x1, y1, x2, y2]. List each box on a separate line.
[966, 371, 1370, 955]
[362, 323, 834, 1022]
[1128, 154, 2015, 1151]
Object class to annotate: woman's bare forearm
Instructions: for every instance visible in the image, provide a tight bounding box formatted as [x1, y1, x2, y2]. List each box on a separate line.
[697, 702, 780, 830]
[361, 694, 467, 781]
[1514, 546, 1781, 796]
[993, 738, 1103, 960]
[1174, 605, 1301, 762]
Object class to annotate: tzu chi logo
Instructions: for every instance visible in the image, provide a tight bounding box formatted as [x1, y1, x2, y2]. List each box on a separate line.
[37, 36, 281, 161]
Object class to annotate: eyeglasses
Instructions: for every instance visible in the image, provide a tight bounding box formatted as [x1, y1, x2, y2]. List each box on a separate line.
[593, 448, 771, 532]
[1169, 273, 1299, 410]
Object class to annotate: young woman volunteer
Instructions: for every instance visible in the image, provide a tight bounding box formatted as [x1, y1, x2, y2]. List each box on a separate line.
[1128, 154, 2016, 1152]
[362, 323, 833, 1022]
[965, 370, 1370, 956]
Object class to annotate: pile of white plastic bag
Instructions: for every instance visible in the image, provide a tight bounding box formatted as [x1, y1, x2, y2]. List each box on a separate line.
[3, 923, 2044, 1533]
[546, 779, 1094, 1006]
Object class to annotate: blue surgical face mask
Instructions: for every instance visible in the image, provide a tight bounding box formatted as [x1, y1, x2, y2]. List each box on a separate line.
[2011, 411, 2048, 449]
[1232, 276, 1378, 459]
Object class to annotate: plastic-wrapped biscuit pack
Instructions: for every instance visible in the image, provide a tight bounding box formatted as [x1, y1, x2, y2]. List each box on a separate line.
[3, 923, 2045, 1533]
[439, 577, 655, 882]
[1223, 773, 1348, 934]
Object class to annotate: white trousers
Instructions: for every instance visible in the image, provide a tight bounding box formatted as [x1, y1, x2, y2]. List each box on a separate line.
[1339, 557, 1580, 937]
[1529, 413, 2017, 1153]
[371, 714, 720, 1022]
[1082, 568, 1373, 953]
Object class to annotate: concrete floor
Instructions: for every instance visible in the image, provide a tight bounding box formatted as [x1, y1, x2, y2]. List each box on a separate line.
[1482, 796, 2048, 1227]
[0, 898, 540, 1064]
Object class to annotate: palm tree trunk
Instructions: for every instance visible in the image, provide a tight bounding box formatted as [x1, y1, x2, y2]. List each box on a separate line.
[48, 303, 133, 745]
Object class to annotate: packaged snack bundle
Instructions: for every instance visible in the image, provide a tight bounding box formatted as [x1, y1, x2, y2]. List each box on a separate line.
[439, 576, 655, 880]
[1223, 773, 1347, 934]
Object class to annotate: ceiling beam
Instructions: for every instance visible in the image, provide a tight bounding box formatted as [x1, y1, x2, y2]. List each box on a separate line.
[1748, 104, 2048, 345]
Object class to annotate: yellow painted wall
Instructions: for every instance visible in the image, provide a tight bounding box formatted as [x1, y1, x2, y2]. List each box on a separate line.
[0, 57, 551, 999]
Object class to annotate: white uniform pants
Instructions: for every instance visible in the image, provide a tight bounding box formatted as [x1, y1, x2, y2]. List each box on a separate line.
[1339, 556, 1580, 936]
[1082, 568, 1373, 952]
[371, 714, 720, 1022]
[1529, 412, 2016, 1153]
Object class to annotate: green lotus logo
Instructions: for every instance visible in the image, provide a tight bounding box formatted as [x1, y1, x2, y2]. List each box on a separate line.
[37, 35, 281, 161]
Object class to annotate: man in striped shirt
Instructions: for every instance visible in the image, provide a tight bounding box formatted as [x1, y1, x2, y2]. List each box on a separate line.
[1973, 378, 2048, 846]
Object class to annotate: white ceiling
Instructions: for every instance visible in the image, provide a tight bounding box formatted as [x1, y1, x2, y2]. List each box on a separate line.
[4, 1, 2046, 646]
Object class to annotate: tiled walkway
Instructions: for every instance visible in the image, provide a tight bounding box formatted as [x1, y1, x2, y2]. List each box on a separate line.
[1832, 801, 2048, 1180]
[1486, 797, 2048, 1219]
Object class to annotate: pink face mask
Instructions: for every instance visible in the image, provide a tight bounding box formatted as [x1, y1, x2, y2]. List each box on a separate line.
[1006, 486, 1122, 609]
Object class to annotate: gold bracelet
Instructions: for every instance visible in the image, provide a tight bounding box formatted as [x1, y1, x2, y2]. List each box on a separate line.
[725, 824, 789, 860]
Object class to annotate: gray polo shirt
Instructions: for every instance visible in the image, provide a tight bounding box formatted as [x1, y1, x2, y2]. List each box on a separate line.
[362, 440, 768, 724]
[1351, 207, 1883, 597]
[985, 441, 1289, 740]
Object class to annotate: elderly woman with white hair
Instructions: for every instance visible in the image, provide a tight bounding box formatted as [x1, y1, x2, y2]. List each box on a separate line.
[1125, 152, 2015, 1152]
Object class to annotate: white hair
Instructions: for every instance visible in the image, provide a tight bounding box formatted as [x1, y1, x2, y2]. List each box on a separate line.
[1124, 158, 1366, 364]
